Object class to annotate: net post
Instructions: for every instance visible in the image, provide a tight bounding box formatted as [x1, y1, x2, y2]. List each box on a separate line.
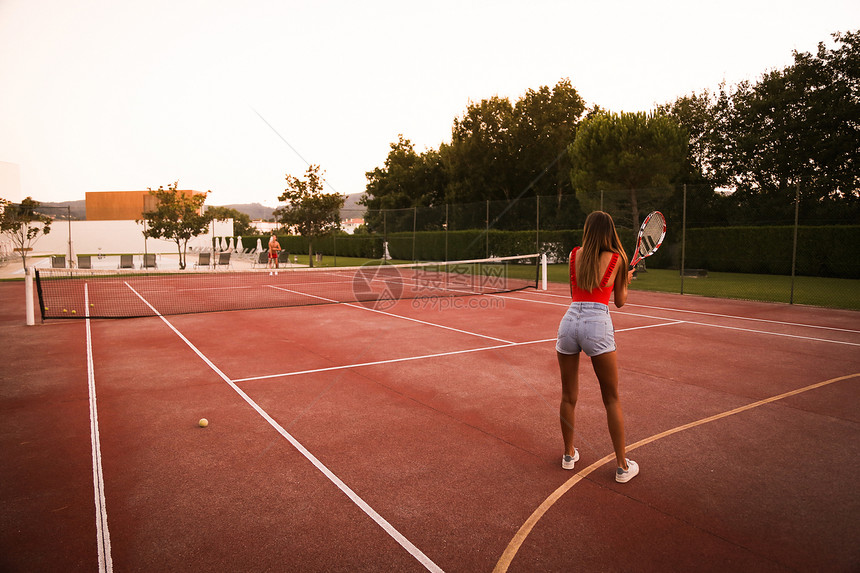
[541, 253, 547, 290]
[25, 267, 35, 326]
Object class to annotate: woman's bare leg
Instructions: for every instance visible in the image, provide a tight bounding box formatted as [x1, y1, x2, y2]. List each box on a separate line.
[557, 351, 580, 457]
[590, 351, 628, 469]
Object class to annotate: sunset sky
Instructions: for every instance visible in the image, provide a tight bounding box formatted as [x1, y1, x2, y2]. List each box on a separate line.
[1, 0, 856, 206]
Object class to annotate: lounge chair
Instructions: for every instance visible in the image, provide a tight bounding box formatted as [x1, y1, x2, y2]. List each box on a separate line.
[77, 255, 92, 269]
[215, 252, 232, 269]
[143, 253, 157, 269]
[118, 254, 134, 269]
[51, 255, 66, 268]
[194, 252, 210, 269]
[253, 251, 268, 268]
[278, 251, 290, 265]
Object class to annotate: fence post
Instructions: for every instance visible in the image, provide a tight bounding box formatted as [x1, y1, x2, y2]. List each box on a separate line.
[680, 184, 687, 295]
[67, 205, 75, 268]
[536, 195, 540, 255]
[445, 204, 449, 262]
[25, 267, 35, 326]
[790, 182, 800, 304]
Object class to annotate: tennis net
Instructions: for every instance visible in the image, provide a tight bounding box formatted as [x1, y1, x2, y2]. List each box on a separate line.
[34, 254, 543, 320]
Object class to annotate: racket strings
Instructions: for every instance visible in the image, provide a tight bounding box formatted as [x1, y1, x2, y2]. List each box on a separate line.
[639, 215, 666, 255]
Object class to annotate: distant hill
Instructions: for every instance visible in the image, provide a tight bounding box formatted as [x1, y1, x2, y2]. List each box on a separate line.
[341, 192, 366, 217]
[34, 193, 366, 221]
[36, 200, 86, 220]
[213, 203, 277, 220]
[214, 193, 366, 221]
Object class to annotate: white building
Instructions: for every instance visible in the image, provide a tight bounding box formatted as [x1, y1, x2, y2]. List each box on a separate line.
[341, 217, 364, 234]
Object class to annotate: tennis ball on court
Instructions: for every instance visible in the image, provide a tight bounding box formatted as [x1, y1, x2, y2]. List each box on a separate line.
[71, 310, 76, 314]
[90, 303, 95, 307]
[62, 309, 67, 313]
[198, 418, 209, 428]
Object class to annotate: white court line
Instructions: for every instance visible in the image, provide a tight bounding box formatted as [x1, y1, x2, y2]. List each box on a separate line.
[267, 284, 514, 344]
[234, 322, 687, 384]
[122, 282, 444, 573]
[626, 302, 860, 334]
[85, 285, 113, 573]
[498, 290, 860, 345]
[676, 319, 860, 347]
[516, 288, 859, 334]
[235, 341, 542, 383]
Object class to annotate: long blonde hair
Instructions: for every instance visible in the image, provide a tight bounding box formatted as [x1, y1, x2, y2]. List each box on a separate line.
[576, 211, 629, 291]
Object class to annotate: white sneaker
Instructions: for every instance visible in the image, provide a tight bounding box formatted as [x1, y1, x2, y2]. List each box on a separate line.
[562, 449, 579, 470]
[616, 459, 639, 483]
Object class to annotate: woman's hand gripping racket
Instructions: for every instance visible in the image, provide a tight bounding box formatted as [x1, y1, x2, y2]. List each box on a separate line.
[629, 211, 667, 270]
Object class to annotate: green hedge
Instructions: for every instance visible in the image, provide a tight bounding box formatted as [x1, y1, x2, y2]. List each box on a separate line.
[682, 225, 859, 278]
[239, 225, 859, 278]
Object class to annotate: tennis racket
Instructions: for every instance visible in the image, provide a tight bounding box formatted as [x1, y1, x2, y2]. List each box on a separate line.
[629, 211, 666, 270]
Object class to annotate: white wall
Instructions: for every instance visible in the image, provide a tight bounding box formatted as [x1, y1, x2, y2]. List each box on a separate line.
[29, 218, 234, 255]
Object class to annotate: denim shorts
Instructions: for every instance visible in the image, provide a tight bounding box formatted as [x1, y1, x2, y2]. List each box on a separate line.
[556, 302, 616, 357]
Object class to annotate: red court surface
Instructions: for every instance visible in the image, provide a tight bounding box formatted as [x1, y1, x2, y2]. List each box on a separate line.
[1, 278, 858, 572]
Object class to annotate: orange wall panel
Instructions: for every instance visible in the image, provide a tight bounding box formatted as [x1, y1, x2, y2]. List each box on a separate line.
[86, 190, 204, 220]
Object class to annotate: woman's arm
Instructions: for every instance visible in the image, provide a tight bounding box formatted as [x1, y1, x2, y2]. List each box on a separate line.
[613, 260, 633, 308]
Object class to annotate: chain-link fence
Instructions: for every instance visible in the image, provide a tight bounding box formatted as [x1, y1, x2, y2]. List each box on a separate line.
[7, 190, 857, 309]
[335, 184, 859, 309]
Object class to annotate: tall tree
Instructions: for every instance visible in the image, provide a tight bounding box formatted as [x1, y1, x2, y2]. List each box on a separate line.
[659, 89, 734, 225]
[138, 183, 210, 270]
[508, 79, 588, 230]
[276, 165, 344, 267]
[512, 79, 586, 196]
[441, 95, 517, 205]
[569, 111, 688, 229]
[718, 31, 859, 222]
[361, 135, 446, 233]
[666, 31, 860, 224]
[0, 197, 53, 269]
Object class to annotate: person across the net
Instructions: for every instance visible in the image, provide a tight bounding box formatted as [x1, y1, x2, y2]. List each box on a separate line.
[555, 211, 639, 483]
[268, 233, 282, 275]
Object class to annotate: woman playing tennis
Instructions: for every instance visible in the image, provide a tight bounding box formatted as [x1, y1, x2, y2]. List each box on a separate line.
[556, 211, 638, 483]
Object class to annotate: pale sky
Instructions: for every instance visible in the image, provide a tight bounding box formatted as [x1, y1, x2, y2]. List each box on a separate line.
[1, 0, 857, 207]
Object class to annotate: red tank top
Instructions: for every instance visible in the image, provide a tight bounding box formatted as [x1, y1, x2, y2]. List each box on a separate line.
[569, 247, 619, 305]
